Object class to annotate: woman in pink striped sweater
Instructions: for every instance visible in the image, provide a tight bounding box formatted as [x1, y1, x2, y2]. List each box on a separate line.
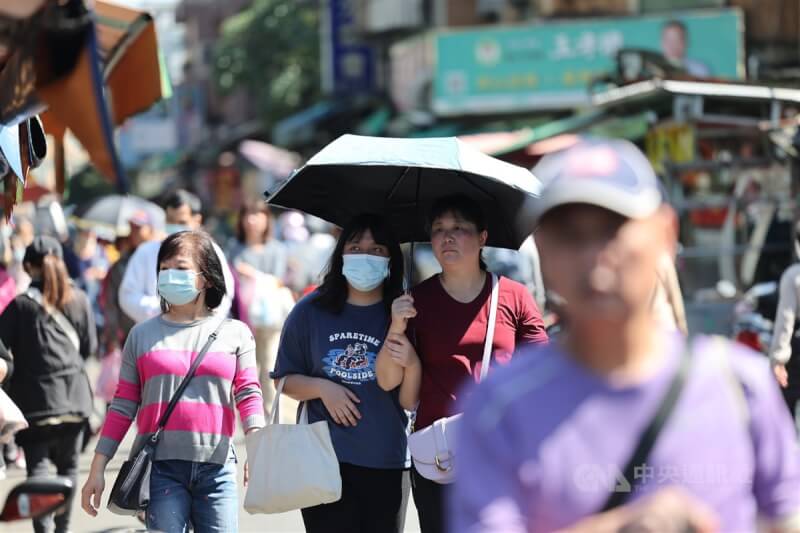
[80, 230, 265, 532]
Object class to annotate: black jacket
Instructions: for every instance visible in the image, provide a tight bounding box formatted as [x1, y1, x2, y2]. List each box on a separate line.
[0, 336, 11, 386]
[0, 282, 97, 421]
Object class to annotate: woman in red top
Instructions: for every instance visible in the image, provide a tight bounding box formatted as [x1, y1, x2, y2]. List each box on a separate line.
[376, 194, 548, 533]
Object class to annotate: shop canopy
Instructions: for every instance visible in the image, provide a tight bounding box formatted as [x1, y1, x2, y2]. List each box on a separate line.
[0, 0, 168, 214]
[458, 110, 652, 158]
[591, 78, 800, 118]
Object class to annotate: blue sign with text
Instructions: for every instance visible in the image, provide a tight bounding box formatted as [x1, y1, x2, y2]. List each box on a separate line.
[329, 0, 376, 94]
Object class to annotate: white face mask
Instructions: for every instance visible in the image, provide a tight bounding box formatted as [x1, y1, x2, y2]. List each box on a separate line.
[342, 254, 390, 292]
[157, 269, 201, 305]
[165, 224, 191, 236]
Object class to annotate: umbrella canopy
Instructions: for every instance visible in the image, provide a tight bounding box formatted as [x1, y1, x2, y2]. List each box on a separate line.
[72, 194, 165, 239]
[266, 135, 541, 250]
[239, 139, 301, 178]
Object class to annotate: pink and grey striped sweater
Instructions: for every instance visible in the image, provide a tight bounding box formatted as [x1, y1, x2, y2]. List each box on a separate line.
[96, 316, 265, 464]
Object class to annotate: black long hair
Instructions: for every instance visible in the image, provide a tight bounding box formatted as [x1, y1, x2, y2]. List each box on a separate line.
[156, 230, 226, 312]
[314, 214, 404, 315]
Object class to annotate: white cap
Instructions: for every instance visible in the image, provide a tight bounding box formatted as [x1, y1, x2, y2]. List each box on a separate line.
[532, 138, 662, 222]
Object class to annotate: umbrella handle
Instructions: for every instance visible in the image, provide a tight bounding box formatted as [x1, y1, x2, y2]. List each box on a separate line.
[404, 168, 421, 294]
[404, 241, 415, 294]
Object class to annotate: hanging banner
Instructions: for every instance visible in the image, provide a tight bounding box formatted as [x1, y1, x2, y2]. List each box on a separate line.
[433, 8, 743, 115]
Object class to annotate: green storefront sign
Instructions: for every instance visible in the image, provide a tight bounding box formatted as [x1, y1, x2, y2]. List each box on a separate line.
[433, 9, 743, 116]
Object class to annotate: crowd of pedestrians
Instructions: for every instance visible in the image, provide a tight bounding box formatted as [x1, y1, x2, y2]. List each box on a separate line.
[0, 137, 799, 533]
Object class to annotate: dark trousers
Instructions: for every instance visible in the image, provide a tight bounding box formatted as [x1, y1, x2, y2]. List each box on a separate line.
[302, 463, 410, 533]
[20, 423, 84, 533]
[783, 337, 800, 433]
[411, 466, 446, 533]
[783, 387, 800, 433]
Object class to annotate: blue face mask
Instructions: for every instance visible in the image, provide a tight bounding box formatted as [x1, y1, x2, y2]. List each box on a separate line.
[12, 247, 24, 264]
[342, 254, 390, 292]
[165, 224, 191, 236]
[158, 269, 201, 306]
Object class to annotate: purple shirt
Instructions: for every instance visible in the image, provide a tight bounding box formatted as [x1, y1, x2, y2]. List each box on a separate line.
[450, 334, 800, 532]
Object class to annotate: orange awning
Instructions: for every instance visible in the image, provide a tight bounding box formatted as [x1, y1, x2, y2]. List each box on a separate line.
[95, 1, 166, 125]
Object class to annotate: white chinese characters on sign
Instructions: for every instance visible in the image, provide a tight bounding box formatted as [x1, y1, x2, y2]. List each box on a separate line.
[550, 30, 625, 60]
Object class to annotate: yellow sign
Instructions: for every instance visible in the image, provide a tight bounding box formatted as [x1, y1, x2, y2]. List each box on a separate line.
[646, 123, 695, 174]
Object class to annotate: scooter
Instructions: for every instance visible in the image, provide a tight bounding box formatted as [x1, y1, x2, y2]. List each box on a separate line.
[0, 387, 75, 524]
[0, 477, 73, 523]
[731, 281, 778, 355]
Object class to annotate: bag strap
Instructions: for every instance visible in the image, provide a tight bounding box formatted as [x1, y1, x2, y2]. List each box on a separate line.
[600, 339, 692, 512]
[25, 288, 80, 351]
[478, 274, 500, 382]
[417, 273, 501, 400]
[272, 376, 309, 426]
[149, 320, 226, 445]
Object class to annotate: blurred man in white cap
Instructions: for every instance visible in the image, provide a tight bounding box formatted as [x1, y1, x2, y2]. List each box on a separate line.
[451, 139, 800, 532]
[118, 189, 234, 322]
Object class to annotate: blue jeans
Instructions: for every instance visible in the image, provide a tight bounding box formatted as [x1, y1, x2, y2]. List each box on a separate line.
[146, 459, 238, 533]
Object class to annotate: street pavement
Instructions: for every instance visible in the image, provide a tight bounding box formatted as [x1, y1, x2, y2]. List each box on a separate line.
[0, 359, 422, 532]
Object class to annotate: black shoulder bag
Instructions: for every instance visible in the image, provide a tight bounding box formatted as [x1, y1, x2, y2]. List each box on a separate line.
[599, 342, 692, 513]
[107, 321, 225, 516]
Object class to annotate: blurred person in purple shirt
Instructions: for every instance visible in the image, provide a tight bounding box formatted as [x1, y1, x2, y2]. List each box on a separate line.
[450, 139, 800, 533]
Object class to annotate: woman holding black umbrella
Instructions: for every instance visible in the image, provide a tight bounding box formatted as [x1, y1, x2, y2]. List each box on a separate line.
[376, 194, 549, 533]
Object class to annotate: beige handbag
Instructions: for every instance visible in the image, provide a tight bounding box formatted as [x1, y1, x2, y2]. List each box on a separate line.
[244, 377, 342, 514]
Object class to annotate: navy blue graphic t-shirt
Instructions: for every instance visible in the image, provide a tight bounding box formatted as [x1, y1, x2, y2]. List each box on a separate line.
[272, 292, 409, 469]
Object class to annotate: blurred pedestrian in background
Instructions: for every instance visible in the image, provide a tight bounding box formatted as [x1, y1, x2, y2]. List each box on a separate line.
[232, 201, 291, 415]
[232, 202, 288, 283]
[102, 210, 154, 353]
[118, 188, 235, 323]
[769, 261, 800, 432]
[272, 214, 411, 533]
[75, 228, 110, 343]
[82, 230, 264, 531]
[0, 221, 17, 480]
[300, 215, 339, 292]
[0, 236, 97, 533]
[451, 139, 800, 532]
[515, 236, 547, 311]
[0, 337, 11, 480]
[96, 210, 156, 407]
[0, 219, 17, 315]
[652, 251, 688, 335]
[378, 194, 549, 533]
[7, 215, 33, 293]
[0, 218, 26, 477]
[280, 210, 311, 293]
[69, 228, 109, 303]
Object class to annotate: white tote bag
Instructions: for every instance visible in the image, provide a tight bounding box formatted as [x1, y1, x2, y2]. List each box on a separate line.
[408, 274, 500, 484]
[244, 378, 342, 514]
[247, 274, 295, 329]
